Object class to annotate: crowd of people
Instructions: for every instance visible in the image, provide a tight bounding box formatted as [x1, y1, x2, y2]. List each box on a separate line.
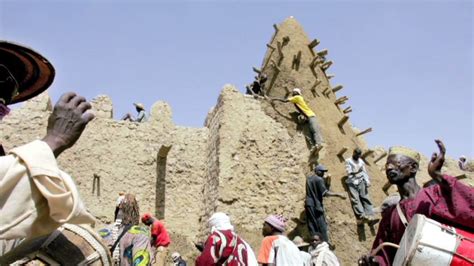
[1, 41, 473, 266]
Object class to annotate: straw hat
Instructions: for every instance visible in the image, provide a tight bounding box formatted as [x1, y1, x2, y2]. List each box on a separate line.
[292, 236, 309, 247]
[0, 41, 55, 104]
[133, 103, 145, 110]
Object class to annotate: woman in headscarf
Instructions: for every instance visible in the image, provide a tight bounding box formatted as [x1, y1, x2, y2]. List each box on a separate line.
[196, 212, 258, 266]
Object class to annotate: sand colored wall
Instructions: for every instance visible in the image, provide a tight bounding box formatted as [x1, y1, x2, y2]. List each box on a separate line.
[2, 18, 472, 265]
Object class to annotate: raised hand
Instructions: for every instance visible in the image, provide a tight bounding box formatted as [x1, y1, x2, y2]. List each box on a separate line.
[42, 92, 95, 157]
[428, 139, 446, 183]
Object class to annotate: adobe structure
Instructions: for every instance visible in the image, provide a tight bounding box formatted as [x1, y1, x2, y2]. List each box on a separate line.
[1, 17, 471, 264]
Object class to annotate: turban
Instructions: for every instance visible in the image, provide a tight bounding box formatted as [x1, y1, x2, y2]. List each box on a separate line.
[388, 146, 420, 163]
[265, 214, 287, 232]
[208, 212, 234, 232]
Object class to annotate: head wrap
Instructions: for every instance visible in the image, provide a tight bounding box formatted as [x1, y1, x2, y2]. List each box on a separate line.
[292, 88, 302, 95]
[264, 214, 287, 232]
[208, 212, 234, 232]
[388, 146, 420, 163]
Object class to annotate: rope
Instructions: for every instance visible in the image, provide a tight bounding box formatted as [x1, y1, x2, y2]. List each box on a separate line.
[63, 224, 111, 266]
[370, 242, 400, 257]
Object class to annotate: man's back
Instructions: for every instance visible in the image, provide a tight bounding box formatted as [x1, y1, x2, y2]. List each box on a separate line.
[306, 175, 328, 212]
[151, 220, 170, 247]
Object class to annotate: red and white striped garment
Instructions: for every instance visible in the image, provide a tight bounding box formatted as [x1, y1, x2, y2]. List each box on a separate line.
[196, 229, 251, 266]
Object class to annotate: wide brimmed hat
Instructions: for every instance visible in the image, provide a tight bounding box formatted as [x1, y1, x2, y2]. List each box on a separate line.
[0, 41, 55, 104]
[292, 236, 309, 247]
[134, 102, 145, 110]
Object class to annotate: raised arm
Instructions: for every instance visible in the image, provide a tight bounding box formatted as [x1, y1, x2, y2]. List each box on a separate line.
[427, 139, 447, 184]
[265, 95, 288, 103]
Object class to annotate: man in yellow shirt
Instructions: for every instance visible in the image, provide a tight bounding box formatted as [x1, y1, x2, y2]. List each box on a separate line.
[270, 88, 323, 149]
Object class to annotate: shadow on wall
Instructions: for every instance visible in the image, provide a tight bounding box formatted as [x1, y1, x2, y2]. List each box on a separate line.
[287, 211, 310, 242]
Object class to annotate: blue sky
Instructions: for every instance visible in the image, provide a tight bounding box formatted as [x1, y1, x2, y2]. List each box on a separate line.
[1, 0, 472, 158]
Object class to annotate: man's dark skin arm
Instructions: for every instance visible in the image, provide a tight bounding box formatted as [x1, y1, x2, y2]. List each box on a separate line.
[428, 139, 447, 185]
[265, 95, 288, 103]
[324, 191, 346, 199]
[42, 92, 95, 158]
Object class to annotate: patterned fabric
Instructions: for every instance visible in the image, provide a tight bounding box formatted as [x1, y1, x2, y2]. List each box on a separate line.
[196, 229, 252, 266]
[120, 225, 153, 266]
[264, 215, 288, 232]
[371, 175, 474, 266]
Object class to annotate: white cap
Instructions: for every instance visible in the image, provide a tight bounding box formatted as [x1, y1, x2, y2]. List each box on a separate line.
[292, 88, 302, 95]
[171, 252, 180, 260]
[460, 155, 466, 159]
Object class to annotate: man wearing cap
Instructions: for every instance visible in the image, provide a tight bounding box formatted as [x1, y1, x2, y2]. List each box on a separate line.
[257, 214, 303, 265]
[269, 88, 323, 150]
[458, 155, 468, 170]
[171, 252, 187, 266]
[292, 236, 312, 266]
[308, 232, 340, 266]
[0, 41, 95, 255]
[122, 102, 146, 122]
[345, 148, 378, 224]
[359, 140, 474, 266]
[305, 164, 346, 243]
[141, 213, 171, 266]
[196, 212, 257, 266]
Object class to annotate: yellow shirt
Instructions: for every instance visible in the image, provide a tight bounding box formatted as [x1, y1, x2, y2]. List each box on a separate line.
[288, 95, 315, 117]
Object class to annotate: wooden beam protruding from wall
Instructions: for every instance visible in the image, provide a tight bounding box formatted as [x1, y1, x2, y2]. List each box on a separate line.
[373, 152, 388, 164]
[266, 44, 276, 50]
[311, 79, 322, 93]
[321, 60, 333, 70]
[343, 106, 352, 114]
[292, 51, 302, 71]
[327, 74, 335, 79]
[337, 147, 348, 160]
[273, 24, 279, 33]
[338, 115, 349, 128]
[308, 39, 320, 49]
[356, 128, 373, 137]
[332, 85, 343, 93]
[335, 96, 349, 106]
[317, 49, 328, 57]
[362, 149, 374, 160]
[322, 87, 330, 97]
[252, 67, 261, 74]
